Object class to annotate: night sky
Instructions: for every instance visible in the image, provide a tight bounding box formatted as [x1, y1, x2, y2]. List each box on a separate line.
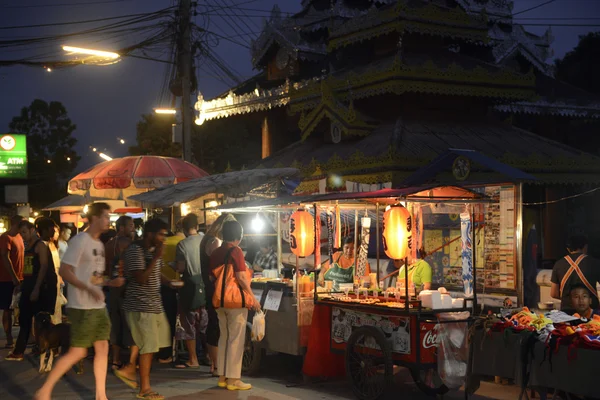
[0, 0, 598, 173]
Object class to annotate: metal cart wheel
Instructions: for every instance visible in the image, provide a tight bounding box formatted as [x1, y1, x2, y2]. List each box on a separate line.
[345, 326, 394, 400]
[410, 368, 449, 396]
[242, 325, 263, 376]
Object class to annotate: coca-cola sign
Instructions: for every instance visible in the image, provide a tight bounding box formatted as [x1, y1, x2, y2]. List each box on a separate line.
[422, 326, 440, 349]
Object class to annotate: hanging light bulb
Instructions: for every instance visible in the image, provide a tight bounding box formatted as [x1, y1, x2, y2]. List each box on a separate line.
[252, 213, 265, 232]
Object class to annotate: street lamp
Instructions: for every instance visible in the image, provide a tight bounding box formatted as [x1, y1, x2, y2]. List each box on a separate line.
[154, 108, 177, 115]
[98, 152, 112, 161]
[62, 46, 120, 60]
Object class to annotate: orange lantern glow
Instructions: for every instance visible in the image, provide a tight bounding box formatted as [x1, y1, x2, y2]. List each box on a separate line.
[290, 209, 315, 257]
[382, 205, 412, 260]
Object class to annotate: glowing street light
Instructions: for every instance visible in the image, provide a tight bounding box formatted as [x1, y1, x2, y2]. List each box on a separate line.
[154, 108, 177, 115]
[62, 46, 120, 60]
[98, 152, 113, 161]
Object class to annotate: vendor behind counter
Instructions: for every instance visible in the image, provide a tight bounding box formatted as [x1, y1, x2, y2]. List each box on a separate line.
[318, 237, 370, 286]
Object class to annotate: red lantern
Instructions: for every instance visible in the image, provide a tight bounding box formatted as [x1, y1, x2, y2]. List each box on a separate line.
[383, 205, 412, 260]
[290, 210, 315, 257]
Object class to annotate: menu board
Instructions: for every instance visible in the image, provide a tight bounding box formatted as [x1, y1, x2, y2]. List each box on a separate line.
[482, 185, 516, 290]
[423, 185, 516, 292]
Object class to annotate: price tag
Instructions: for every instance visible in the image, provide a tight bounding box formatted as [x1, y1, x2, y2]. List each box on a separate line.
[252, 289, 264, 302]
[264, 290, 283, 312]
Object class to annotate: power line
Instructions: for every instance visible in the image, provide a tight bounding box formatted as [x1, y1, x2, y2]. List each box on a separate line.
[512, 0, 557, 17]
[521, 186, 600, 206]
[0, 7, 175, 30]
[0, 0, 134, 8]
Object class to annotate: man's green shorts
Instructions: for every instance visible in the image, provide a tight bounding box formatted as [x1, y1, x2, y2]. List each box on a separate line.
[68, 308, 111, 348]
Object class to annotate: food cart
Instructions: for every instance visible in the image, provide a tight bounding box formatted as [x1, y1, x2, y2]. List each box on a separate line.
[217, 185, 488, 396]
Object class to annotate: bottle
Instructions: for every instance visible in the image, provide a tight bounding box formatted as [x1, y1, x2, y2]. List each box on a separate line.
[301, 274, 310, 293]
[309, 272, 315, 292]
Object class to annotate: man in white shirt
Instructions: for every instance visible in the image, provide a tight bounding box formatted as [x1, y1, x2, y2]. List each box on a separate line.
[35, 203, 124, 400]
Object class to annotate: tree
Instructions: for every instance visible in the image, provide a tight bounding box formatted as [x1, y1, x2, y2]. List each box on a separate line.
[192, 118, 261, 173]
[555, 32, 600, 94]
[129, 113, 182, 157]
[9, 99, 80, 208]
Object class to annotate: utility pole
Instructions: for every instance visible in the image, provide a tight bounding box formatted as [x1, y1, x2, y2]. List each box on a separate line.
[179, 0, 193, 163]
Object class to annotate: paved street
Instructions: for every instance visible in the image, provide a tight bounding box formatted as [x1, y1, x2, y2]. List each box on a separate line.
[0, 327, 522, 399]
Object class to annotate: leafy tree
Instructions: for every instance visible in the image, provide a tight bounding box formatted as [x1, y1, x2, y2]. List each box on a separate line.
[9, 99, 80, 208]
[129, 113, 182, 158]
[192, 118, 261, 173]
[555, 32, 600, 94]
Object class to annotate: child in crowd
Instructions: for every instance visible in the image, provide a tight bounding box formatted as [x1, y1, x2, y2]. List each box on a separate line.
[569, 284, 599, 319]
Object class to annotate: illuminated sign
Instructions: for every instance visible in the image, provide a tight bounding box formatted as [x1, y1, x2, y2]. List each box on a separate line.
[0, 134, 27, 179]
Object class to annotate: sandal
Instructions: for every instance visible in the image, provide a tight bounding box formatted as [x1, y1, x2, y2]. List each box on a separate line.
[113, 369, 139, 390]
[111, 362, 123, 370]
[136, 392, 164, 400]
[175, 363, 200, 369]
[5, 353, 24, 361]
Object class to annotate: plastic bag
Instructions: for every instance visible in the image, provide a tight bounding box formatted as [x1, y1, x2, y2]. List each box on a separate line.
[437, 311, 470, 389]
[10, 292, 20, 310]
[251, 311, 265, 342]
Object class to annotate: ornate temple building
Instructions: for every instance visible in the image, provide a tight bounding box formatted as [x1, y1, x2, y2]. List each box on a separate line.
[194, 0, 600, 290]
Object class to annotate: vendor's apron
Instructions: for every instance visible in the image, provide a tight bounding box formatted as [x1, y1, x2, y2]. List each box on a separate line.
[397, 265, 416, 289]
[323, 254, 355, 284]
[560, 254, 600, 306]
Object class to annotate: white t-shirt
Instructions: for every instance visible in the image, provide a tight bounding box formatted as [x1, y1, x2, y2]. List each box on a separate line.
[58, 240, 68, 260]
[61, 232, 106, 310]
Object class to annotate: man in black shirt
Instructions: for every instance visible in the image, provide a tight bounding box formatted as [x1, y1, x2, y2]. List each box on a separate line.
[550, 235, 600, 310]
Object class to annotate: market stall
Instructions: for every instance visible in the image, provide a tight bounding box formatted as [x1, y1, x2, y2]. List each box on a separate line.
[470, 308, 600, 400]
[216, 185, 489, 398]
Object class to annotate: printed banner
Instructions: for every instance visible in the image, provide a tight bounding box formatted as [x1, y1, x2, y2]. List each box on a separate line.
[331, 307, 411, 354]
[460, 212, 474, 297]
[356, 217, 371, 277]
[326, 211, 335, 264]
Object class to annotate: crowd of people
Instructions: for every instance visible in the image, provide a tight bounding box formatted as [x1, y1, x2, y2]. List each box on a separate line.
[0, 203, 260, 400]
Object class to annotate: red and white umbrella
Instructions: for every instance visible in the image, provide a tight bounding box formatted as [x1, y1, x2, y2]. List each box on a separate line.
[68, 156, 209, 201]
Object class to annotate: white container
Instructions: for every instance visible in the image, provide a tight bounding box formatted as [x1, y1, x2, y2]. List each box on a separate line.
[419, 290, 442, 309]
[452, 298, 465, 308]
[441, 294, 453, 309]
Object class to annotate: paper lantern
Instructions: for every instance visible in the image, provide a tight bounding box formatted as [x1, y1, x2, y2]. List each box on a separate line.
[383, 205, 412, 260]
[290, 209, 315, 257]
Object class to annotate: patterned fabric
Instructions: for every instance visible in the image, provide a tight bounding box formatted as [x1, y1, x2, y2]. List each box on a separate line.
[253, 248, 278, 270]
[122, 243, 164, 314]
[68, 308, 111, 348]
[356, 217, 370, 277]
[460, 212, 474, 297]
[326, 212, 335, 264]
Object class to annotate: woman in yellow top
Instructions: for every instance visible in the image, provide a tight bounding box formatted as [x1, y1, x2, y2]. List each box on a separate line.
[319, 237, 371, 286]
[388, 247, 432, 290]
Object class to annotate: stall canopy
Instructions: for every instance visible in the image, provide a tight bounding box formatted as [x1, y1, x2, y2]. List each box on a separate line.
[68, 156, 209, 201]
[128, 168, 300, 208]
[42, 194, 102, 212]
[216, 185, 489, 212]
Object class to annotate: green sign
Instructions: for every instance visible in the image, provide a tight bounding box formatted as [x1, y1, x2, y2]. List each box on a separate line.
[0, 134, 27, 179]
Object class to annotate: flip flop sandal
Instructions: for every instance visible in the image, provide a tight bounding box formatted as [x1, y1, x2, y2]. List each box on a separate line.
[111, 362, 123, 370]
[4, 343, 14, 349]
[136, 392, 164, 400]
[113, 369, 139, 390]
[175, 363, 200, 369]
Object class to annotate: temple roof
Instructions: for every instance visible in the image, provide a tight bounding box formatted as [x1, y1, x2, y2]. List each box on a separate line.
[489, 24, 553, 76]
[253, 116, 600, 185]
[495, 73, 600, 118]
